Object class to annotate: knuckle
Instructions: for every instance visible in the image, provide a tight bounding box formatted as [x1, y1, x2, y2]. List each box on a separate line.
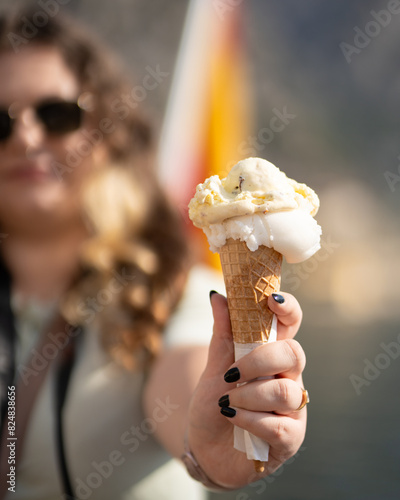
[272, 418, 290, 443]
[273, 379, 289, 405]
[270, 418, 300, 460]
[283, 339, 306, 372]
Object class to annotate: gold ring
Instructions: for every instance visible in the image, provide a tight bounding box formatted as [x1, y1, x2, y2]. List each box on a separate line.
[295, 388, 309, 411]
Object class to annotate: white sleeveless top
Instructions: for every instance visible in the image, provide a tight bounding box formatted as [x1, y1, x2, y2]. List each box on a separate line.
[6, 265, 224, 500]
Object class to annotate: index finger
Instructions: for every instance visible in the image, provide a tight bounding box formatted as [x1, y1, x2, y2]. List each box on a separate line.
[222, 337, 306, 387]
[267, 292, 303, 340]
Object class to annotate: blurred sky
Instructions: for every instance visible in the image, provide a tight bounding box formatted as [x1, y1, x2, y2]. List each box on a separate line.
[1, 1, 399, 498]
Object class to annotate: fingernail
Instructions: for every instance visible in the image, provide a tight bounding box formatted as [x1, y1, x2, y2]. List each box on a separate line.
[218, 394, 230, 407]
[220, 406, 236, 418]
[272, 293, 285, 304]
[224, 367, 240, 383]
[209, 290, 218, 302]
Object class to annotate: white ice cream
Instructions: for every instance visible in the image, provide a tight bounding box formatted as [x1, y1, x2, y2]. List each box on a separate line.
[189, 157, 322, 263]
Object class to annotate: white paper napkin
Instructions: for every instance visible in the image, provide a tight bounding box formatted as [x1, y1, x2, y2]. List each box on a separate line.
[233, 314, 277, 461]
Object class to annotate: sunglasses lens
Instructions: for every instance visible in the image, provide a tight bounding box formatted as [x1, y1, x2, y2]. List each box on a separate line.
[0, 111, 12, 141]
[37, 101, 83, 135]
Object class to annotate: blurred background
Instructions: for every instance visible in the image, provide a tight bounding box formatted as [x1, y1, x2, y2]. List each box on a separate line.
[3, 0, 400, 498]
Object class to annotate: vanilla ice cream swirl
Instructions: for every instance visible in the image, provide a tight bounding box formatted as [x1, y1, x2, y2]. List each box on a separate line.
[188, 157, 322, 264]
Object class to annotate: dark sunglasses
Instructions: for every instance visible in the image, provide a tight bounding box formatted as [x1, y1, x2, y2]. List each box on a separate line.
[0, 96, 91, 142]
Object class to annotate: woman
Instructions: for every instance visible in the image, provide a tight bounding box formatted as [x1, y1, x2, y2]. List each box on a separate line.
[0, 5, 307, 499]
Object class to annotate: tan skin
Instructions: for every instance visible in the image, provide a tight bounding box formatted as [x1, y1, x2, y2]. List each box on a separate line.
[0, 45, 105, 301]
[0, 45, 306, 490]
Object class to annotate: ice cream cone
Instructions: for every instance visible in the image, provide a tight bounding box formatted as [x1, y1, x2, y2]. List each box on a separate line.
[189, 157, 321, 475]
[219, 238, 282, 344]
[219, 238, 282, 473]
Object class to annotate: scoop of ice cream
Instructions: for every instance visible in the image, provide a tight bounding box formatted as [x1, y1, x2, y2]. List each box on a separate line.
[202, 212, 321, 263]
[189, 157, 319, 226]
[188, 157, 321, 263]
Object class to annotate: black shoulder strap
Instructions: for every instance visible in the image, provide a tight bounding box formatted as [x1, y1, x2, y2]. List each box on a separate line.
[0, 254, 82, 499]
[0, 258, 16, 434]
[54, 325, 83, 500]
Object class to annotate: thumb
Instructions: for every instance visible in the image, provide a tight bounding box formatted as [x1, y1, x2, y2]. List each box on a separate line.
[204, 292, 235, 378]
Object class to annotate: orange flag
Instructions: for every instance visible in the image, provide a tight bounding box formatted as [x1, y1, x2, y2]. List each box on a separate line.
[158, 0, 253, 267]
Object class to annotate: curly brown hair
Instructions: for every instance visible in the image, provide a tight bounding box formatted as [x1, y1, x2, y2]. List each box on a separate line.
[0, 5, 190, 369]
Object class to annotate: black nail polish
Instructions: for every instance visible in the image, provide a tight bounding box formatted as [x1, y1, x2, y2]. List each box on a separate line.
[209, 290, 218, 302]
[224, 367, 240, 383]
[272, 293, 285, 304]
[218, 395, 230, 408]
[220, 406, 236, 418]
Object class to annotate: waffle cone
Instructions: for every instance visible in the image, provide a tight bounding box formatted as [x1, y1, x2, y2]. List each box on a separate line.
[219, 239, 282, 344]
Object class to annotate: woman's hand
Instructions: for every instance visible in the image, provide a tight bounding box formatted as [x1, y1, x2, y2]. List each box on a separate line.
[187, 291, 306, 489]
